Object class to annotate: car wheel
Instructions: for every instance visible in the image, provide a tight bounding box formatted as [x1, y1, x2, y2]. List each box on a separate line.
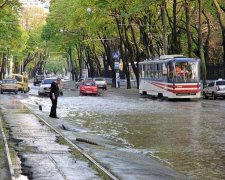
[212, 92, 217, 100]
[15, 92, 18, 95]
[1, 90, 3, 94]
[38, 92, 41, 96]
[203, 92, 208, 99]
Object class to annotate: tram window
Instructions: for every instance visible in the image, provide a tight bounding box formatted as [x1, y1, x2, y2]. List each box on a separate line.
[139, 65, 143, 78]
[149, 64, 154, 79]
[162, 63, 167, 81]
[174, 61, 199, 83]
[143, 64, 147, 78]
[147, 64, 151, 78]
[168, 62, 175, 82]
[158, 64, 163, 81]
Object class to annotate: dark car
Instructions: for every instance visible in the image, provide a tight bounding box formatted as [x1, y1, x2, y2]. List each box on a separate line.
[33, 75, 45, 86]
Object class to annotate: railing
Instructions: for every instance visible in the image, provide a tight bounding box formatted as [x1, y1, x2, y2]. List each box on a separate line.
[105, 78, 137, 88]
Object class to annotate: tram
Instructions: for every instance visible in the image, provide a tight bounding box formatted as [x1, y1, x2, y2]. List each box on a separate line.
[139, 55, 201, 99]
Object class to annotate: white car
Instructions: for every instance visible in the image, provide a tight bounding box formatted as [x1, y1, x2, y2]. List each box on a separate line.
[203, 79, 225, 99]
[93, 77, 107, 90]
[38, 78, 63, 96]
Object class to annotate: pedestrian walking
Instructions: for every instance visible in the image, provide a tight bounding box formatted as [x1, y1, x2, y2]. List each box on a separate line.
[49, 78, 61, 119]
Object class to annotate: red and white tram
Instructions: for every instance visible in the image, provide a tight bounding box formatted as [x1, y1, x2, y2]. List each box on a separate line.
[139, 55, 201, 99]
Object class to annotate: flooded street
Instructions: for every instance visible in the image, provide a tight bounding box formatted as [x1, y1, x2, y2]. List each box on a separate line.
[20, 85, 225, 179]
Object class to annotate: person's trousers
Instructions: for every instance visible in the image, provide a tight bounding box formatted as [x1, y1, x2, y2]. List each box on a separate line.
[50, 98, 57, 117]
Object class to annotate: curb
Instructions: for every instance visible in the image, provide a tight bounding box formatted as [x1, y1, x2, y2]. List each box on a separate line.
[0, 117, 15, 180]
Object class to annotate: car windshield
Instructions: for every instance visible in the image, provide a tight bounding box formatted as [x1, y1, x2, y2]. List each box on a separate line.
[43, 79, 56, 84]
[3, 79, 16, 84]
[95, 78, 105, 81]
[14, 75, 22, 82]
[216, 81, 225, 85]
[83, 81, 95, 86]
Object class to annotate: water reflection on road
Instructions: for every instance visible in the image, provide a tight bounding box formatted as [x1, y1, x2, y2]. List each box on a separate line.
[24, 87, 225, 179]
[63, 97, 225, 179]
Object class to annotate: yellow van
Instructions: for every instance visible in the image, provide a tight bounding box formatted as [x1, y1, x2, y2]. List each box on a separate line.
[12, 73, 30, 93]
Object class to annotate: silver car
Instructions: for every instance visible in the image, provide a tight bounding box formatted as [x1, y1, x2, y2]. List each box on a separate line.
[93, 77, 107, 90]
[203, 79, 225, 99]
[38, 78, 63, 96]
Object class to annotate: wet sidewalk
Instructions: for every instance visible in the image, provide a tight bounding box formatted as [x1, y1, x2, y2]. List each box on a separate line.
[0, 121, 10, 180]
[0, 96, 100, 180]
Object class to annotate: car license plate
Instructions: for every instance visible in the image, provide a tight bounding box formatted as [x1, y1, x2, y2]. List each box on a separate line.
[86, 91, 92, 94]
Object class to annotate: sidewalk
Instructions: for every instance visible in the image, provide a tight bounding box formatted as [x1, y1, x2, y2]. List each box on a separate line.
[0, 127, 10, 180]
[0, 96, 101, 179]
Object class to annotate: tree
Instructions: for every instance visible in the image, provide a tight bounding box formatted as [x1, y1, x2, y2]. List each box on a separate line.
[213, 0, 225, 62]
[198, 0, 206, 86]
[0, 0, 27, 79]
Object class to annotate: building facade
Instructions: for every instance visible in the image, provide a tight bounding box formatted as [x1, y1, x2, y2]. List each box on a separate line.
[19, 0, 50, 12]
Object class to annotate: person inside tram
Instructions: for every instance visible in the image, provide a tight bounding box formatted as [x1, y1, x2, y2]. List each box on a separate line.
[175, 64, 181, 81]
[181, 65, 189, 81]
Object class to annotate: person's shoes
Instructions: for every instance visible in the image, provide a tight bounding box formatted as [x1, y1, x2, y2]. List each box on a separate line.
[49, 115, 59, 119]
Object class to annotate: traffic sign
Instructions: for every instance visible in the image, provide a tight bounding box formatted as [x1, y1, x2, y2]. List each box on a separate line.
[114, 62, 119, 70]
[112, 51, 119, 60]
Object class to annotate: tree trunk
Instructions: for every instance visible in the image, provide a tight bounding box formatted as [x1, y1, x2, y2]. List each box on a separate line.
[203, 10, 211, 65]
[171, 0, 178, 54]
[120, 38, 131, 89]
[161, 0, 168, 55]
[185, 0, 192, 57]
[68, 47, 76, 81]
[213, 0, 225, 63]
[198, 0, 207, 86]
[0, 54, 6, 80]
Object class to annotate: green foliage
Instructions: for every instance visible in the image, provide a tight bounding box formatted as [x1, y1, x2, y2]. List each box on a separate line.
[0, 0, 28, 53]
[45, 56, 66, 74]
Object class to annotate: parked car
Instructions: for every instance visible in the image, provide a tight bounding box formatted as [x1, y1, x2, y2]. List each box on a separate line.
[33, 74, 45, 86]
[12, 73, 29, 93]
[93, 77, 107, 90]
[1, 79, 18, 94]
[79, 80, 98, 96]
[203, 79, 225, 99]
[38, 78, 63, 96]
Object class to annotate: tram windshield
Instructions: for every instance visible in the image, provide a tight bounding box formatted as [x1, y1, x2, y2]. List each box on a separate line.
[168, 60, 199, 83]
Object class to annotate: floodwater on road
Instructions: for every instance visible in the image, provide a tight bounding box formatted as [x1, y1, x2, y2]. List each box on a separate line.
[24, 87, 225, 179]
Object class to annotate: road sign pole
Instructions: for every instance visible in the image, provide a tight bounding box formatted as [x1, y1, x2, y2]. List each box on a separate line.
[113, 50, 120, 88]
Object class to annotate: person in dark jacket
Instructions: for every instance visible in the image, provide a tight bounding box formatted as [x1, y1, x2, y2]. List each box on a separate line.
[49, 78, 61, 118]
